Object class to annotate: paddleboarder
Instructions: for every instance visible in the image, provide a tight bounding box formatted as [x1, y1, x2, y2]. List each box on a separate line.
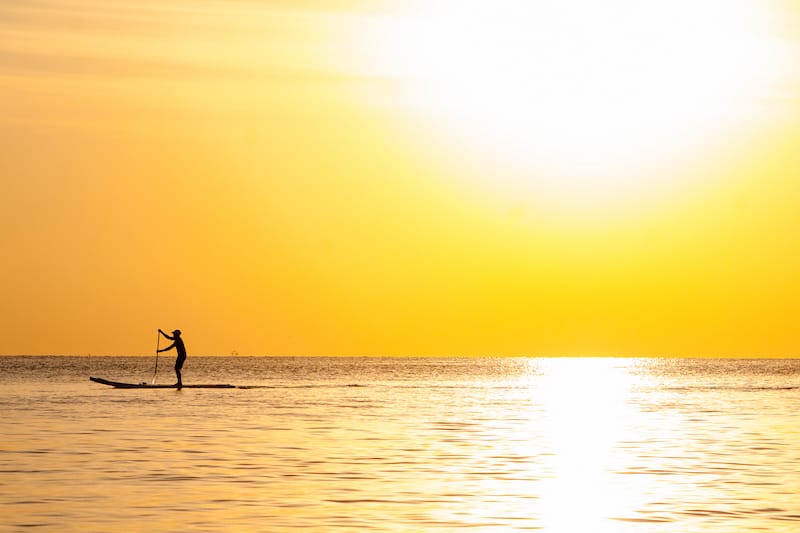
[157, 329, 186, 389]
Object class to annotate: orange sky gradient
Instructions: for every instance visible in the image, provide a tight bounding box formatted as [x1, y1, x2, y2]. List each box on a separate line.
[2, 0, 800, 356]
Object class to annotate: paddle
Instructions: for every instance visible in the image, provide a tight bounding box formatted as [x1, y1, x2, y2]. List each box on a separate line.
[152, 330, 160, 384]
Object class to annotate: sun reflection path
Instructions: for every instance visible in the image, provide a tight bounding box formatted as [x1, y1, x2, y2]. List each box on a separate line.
[534, 358, 649, 532]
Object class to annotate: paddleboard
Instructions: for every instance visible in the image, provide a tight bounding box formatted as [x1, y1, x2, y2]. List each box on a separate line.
[90, 377, 235, 389]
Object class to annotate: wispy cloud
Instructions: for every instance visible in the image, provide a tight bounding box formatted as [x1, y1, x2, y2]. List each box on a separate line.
[0, 0, 372, 81]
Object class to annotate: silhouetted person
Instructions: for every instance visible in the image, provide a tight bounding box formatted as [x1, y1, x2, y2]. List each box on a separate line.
[158, 329, 186, 389]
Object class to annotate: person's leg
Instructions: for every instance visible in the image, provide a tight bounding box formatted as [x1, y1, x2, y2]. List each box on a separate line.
[175, 358, 184, 388]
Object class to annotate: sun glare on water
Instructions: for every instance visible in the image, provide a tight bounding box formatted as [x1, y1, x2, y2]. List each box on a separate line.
[533, 359, 643, 531]
[360, 0, 794, 209]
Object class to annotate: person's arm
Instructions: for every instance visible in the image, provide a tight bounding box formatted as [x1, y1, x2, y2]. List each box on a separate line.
[158, 329, 174, 340]
[157, 342, 176, 353]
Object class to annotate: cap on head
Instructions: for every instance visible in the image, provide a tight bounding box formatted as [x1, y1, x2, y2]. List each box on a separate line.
[172, 329, 181, 336]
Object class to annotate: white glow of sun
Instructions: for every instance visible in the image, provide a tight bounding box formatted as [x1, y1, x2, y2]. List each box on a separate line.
[360, 0, 795, 208]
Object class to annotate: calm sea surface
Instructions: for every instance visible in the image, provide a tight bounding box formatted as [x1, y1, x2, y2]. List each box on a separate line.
[1, 357, 799, 532]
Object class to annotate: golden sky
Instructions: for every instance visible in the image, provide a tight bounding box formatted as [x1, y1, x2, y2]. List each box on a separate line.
[2, 0, 800, 356]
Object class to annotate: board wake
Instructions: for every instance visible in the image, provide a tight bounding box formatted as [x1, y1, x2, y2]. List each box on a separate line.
[90, 377, 236, 389]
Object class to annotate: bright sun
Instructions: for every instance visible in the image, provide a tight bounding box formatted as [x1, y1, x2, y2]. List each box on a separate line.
[360, 0, 794, 209]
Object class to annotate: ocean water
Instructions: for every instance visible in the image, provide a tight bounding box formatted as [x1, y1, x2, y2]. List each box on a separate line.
[1, 356, 799, 532]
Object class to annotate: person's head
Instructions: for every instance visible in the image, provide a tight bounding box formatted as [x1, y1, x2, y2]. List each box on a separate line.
[172, 329, 182, 337]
